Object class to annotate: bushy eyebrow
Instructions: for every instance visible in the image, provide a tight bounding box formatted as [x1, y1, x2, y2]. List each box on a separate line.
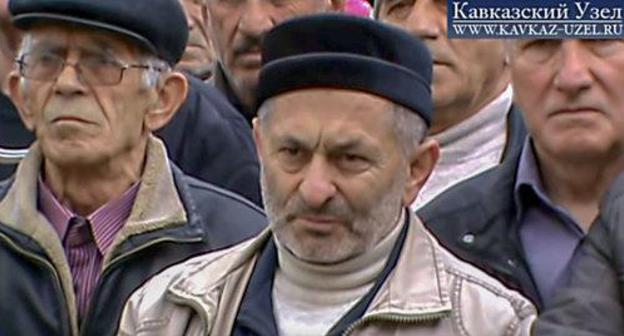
[272, 134, 311, 150]
[271, 132, 380, 156]
[327, 138, 368, 153]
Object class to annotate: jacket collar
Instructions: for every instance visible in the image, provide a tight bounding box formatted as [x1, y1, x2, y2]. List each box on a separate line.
[166, 211, 453, 330]
[502, 104, 527, 161]
[0, 135, 187, 334]
[459, 147, 523, 235]
[364, 211, 452, 317]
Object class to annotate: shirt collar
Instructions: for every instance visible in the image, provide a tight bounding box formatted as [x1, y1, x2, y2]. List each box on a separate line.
[514, 138, 548, 218]
[38, 177, 141, 255]
[513, 138, 584, 233]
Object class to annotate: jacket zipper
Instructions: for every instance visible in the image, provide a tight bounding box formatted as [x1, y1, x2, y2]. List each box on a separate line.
[80, 236, 203, 335]
[341, 310, 451, 336]
[0, 231, 78, 336]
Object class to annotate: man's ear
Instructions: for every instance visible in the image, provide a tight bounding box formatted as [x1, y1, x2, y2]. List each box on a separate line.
[402, 138, 439, 205]
[8, 71, 35, 131]
[144, 71, 188, 131]
[252, 117, 264, 164]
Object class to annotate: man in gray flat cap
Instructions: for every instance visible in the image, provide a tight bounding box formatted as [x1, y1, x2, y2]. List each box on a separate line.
[0, 0, 265, 335]
[118, 14, 535, 336]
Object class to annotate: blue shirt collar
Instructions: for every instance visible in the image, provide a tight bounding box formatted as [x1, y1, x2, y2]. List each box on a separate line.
[514, 137, 549, 218]
[513, 138, 583, 233]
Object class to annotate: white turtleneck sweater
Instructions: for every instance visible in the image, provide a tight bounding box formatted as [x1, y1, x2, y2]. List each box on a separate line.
[272, 211, 405, 336]
[411, 85, 513, 210]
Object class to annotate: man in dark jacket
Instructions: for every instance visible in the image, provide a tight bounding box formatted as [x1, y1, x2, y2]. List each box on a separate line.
[0, 92, 32, 179]
[375, 0, 526, 209]
[206, 0, 345, 125]
[419, 38, 624, 310]
[0, 0, 32, 180]
[535, 172, 624, 335]
[156, 75, 262, 206]
[0, 1, 266, 335]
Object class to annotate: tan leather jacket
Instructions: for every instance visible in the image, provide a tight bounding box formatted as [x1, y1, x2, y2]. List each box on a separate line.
[118, 211, 536, 335]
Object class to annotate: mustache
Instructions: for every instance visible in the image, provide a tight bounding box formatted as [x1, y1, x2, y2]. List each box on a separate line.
[233, 34, 263, 57]
[281, 194, 354, 224]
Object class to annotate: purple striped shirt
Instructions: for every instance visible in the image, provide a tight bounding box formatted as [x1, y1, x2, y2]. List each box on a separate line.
[38, 178, 140, 319]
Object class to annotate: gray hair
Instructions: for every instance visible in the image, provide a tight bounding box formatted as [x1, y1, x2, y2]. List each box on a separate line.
[257, 97, 428, 159]
[139, 53, 169, 89]
[390, 103, 428, 158]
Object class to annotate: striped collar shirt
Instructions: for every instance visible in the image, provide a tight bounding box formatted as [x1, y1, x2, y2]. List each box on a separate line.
[37, 177, 140, 320]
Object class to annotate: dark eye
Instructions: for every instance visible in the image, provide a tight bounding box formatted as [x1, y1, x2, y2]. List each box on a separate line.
[280, 147, 300, 157]
[35, 53, 59, 66]
[585, 39, 624, 57]
[82, 55, 119, 68]
[519, 39, 560, 62]
[384, 0, 414, 18]
[276, 146, 308, 172]
[337, 153, 370, 173]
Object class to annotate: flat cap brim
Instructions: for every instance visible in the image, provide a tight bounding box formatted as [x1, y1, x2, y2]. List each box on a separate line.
[12, 13, 157, 57]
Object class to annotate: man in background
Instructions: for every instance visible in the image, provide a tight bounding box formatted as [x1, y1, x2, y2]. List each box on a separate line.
[176, 0, 215, 81]
[420, 38, 624, 310]
[376, 0, 526, 208]
[207, 0, 345, 124]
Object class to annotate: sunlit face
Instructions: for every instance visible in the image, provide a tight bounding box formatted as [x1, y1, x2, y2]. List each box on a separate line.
[378, 0, 508, 133]
[206, 0, 339, 106]
[10, 25, 158, 168]
[177, 0, 215, 79]
[256, 89, 410, 264]
[510, 39, 624, 162]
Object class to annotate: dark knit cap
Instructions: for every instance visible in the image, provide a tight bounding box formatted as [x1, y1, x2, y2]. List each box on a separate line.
[9, 0, 188, 66]
[257, 14, 433, 125]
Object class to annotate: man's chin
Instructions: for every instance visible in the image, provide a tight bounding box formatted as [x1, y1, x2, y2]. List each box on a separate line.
[280, 235, 360, 264]
[229, 69, 260, 95]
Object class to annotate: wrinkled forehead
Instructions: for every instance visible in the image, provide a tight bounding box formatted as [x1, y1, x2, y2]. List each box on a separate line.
[263, 88, 397, 144]
[21, 23, 143, 58]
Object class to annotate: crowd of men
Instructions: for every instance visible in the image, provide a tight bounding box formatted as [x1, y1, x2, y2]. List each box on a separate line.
[0, 0, 621, 334]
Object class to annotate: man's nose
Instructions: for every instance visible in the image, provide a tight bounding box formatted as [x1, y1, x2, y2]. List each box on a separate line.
[53, 61, 87, 96]
[298, 156, 337, 209]
[238, 0, 275, 38]
[554, 41, 593, 96]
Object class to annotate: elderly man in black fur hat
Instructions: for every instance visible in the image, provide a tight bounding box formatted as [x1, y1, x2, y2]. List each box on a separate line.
[119, 14, 535, 336]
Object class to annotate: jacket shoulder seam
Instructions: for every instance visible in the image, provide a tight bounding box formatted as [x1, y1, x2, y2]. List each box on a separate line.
[445, 265, 532, 317]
